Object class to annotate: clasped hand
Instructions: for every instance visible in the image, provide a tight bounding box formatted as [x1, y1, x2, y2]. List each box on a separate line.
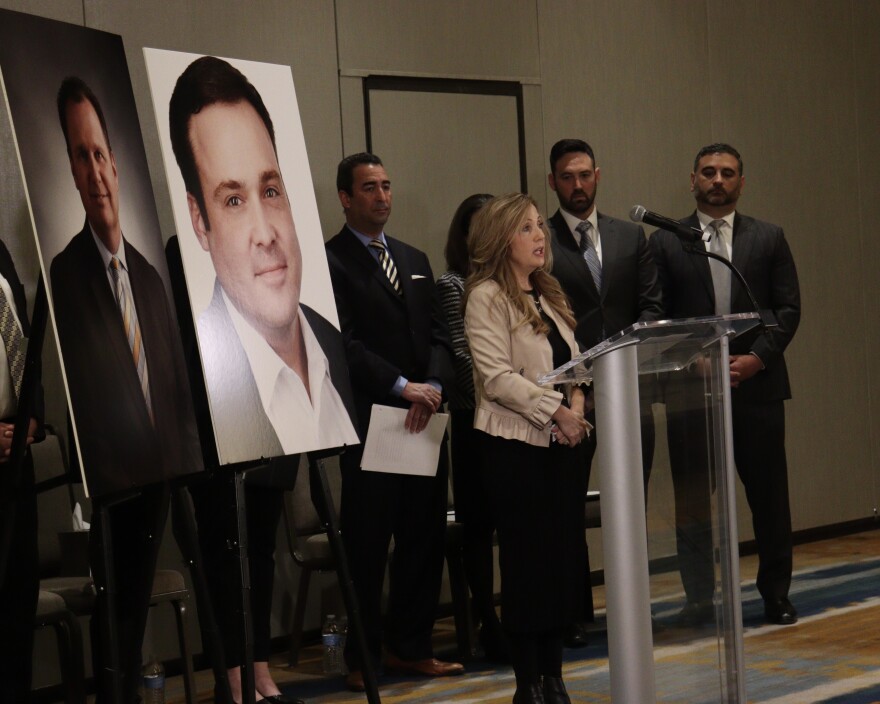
[402, 382, 441, 433]
[550, 406, 590, 447]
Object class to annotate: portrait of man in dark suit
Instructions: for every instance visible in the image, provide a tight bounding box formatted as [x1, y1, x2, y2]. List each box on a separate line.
[167, 55, 358, 465]
[51, 77, 202, 496]
[650, 142, 801, 627]
[50, 75, 203, 702]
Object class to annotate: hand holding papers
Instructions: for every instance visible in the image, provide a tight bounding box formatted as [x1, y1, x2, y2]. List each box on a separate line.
[361, 404, 449, 476]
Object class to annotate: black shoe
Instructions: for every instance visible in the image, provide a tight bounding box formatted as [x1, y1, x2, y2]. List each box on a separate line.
[542, 676, 571, 704]
[562, 622, 589, 648]
[764, 597, 798, 625]
[512, 683, 546, 704]
[676, 599, 714, 627]
[259, 695, 305, 704]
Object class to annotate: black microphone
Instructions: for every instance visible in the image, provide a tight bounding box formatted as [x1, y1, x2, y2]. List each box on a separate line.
[629, 205, 704, 241]
[630, 205, 777, 329]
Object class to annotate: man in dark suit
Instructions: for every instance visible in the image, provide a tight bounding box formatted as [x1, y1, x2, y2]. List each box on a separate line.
[650, 143, 801, 626]
[547, 138, 663, 645]
[52, 77, 200, 702]
[0, 239, 44, 702]
[326, 153, 461, 691]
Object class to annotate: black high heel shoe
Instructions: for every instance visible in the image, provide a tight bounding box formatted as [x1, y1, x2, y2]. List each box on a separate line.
[542, 676, 571, 704]
[512, 682, 546, 704]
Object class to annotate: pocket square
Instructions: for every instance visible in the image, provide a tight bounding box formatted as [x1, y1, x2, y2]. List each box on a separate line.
[411, 274, 427, 280]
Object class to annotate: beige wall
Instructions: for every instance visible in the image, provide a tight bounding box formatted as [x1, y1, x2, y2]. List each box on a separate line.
[2, 0, 879, 687]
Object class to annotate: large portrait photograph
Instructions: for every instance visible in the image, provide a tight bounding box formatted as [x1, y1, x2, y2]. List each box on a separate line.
[0, 10, 203, 497]
[144, 49, 358, 466]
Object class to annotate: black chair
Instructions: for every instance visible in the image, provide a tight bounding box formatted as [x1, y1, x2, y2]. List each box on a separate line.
[283, 459, 472, 664]
[33, 433, 197, 704]
[33, 588, 86, 704]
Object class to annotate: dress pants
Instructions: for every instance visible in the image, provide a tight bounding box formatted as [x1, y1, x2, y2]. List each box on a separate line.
[449, 408, 497, 625]
[89, 483, 169, 703]
[666, 376, 793, 605]
[731, 397, 792, 602]
[340, 443, 449, 671]
[0, 454, 38, 703]
[478, 432, 575, 634]
[190, 475, 284, 667]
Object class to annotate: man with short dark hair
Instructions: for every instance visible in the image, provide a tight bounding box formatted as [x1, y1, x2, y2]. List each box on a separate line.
[547, 138, 662, 646]
[169, 55, 358, 704]
[169, 55, 357, 463]
[0, 239, 44, 703]
[326, 153, 461, 691]
[650, 143, 801, 626]
[52, 76, 200, 702]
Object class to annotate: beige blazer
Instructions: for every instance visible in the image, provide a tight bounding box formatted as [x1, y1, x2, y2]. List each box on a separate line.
[465, 280, 579, 447]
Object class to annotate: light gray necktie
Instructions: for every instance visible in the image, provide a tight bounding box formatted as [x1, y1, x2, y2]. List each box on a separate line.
[109, 257, 153, 421]
[0, 286, 25, 399]
[576, 221, 602, 293]
[707, 219, 731, 315]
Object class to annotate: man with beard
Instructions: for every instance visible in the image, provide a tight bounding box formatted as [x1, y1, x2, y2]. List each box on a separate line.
[650, 143, 801, 626]
[546, 138, 662, 646]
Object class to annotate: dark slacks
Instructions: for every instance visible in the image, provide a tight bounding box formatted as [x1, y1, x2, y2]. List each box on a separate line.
[449, 408, 497, 623]
[731, 398, 792, 602]
[190, 476, 284, 666]
[667, 379, 793, 605]
[478, 432, 578, 634]
[0, 454, 39, 703]
[340, 444, 449, 671]
[90, 483, 169, 703]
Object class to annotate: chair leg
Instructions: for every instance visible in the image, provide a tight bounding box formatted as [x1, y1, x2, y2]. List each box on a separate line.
[51, 613, 85, 704]
[288, 568, 312, 667]
[171, 598, 197, 704]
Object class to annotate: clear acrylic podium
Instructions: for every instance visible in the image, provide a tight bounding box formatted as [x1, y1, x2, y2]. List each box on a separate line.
[540, 313, 761, 703]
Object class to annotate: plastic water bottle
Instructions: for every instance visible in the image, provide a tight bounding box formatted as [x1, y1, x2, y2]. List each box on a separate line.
[322, 614, 344, 674]
[142, 655, 166, 704]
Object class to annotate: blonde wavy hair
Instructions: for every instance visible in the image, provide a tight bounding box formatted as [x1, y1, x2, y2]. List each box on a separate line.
[464, 193, 575, 334]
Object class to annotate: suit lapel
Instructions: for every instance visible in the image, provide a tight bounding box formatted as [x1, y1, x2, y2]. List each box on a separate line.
[596, 213, 619, 300]
[381, 236, 409, 307]
[341, 228, 406, 305]
[730, 214, 755, 310]
[550, 210, 601, 301]
[683, 213, 715, 305]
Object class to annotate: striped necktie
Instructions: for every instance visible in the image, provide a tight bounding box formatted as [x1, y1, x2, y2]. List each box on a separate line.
[707, 220, 731, 315]
[109, 257, 153, 421]
[0, 285, 25, 399]
[576, 221, 602, 293]
[368, 239, 402, 295]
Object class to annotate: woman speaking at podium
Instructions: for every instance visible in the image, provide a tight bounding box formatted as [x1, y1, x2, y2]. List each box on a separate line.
[464, 193, 589, 704]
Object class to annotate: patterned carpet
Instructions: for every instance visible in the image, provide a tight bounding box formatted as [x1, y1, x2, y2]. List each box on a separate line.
[275, 556, 880, 703]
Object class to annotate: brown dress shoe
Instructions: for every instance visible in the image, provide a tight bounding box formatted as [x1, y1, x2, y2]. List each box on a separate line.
[345, 670, 366, 692]
[385, 654, 465, 677]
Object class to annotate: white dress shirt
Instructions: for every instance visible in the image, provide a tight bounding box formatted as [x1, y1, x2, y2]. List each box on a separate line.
[225, 291, 359, 453]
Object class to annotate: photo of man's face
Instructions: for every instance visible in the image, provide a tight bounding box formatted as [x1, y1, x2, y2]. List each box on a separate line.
[187, 99, 302, 342]
[64, 98, 120, 241]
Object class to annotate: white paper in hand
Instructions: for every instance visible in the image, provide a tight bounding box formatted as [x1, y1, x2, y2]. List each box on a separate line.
[360, 404, 449, 476]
